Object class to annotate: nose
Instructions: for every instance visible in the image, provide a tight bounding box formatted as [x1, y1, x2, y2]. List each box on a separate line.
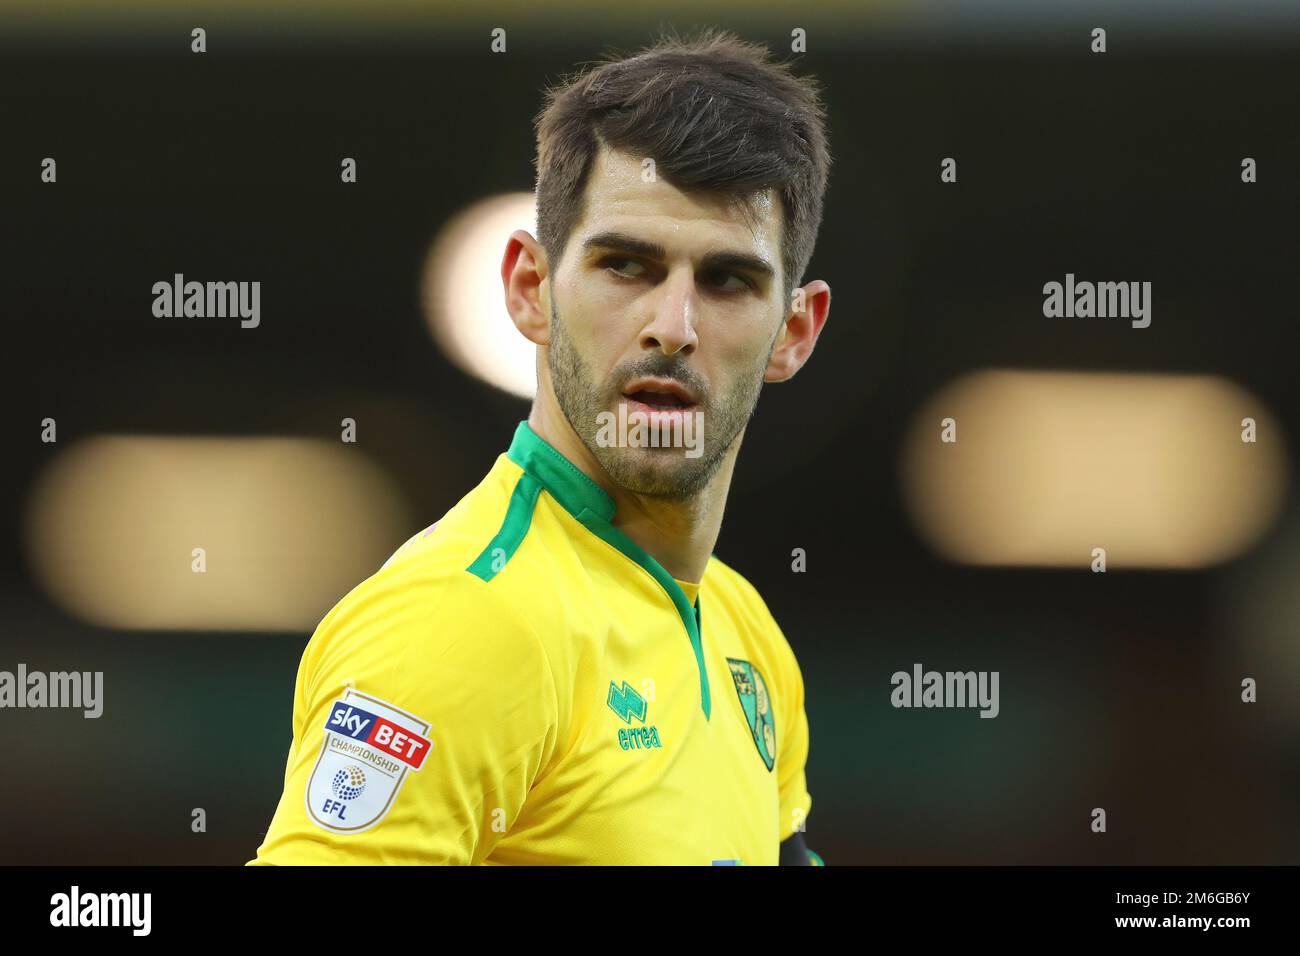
[638, 268, 698, 356]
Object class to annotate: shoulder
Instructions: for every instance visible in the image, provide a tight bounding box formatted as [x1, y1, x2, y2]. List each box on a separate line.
[703, 555, 782, 632]
[703, 555, 802, 676]
[318, 448, 565, 659]
[378, 452, 526, 578]
[301, 528, 559, 716]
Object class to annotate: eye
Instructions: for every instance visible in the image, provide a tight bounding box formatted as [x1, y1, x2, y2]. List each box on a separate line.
[705, 270, 752, 292]
[603, 256, 647, 279]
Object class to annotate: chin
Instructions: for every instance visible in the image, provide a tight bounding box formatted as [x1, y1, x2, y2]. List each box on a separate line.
[603, 448, 716, 499]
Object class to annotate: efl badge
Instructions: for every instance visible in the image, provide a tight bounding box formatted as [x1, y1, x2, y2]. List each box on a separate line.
[726, 658, 776, 771]
[305, 688, 433, 834]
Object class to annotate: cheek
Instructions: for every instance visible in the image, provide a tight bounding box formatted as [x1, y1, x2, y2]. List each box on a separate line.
[712, 323, 776, 384]
[567, 310, 628, 387]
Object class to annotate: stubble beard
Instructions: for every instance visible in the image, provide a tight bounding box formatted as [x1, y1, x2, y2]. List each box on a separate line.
[546, 296, 766, 501]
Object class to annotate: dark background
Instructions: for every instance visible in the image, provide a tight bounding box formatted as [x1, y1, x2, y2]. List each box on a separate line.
[3, 2, 1298, 864]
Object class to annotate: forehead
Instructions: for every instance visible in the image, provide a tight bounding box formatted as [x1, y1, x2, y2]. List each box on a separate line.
[573, 144, 782, 257]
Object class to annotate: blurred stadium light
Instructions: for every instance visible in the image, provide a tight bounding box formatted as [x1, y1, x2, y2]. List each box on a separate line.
[421, 192, 537, 399]
[24, 436, 412, 631]
[901, 370, 1289, 569]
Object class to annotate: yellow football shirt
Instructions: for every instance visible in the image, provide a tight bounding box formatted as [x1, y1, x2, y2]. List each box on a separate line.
[250, 421, 812, 865]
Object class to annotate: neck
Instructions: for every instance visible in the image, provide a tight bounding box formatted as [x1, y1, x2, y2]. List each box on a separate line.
[527, 401, 738, 583]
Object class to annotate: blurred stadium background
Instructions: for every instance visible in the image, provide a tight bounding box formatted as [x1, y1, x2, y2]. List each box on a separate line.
[3, 0, 1299, 864]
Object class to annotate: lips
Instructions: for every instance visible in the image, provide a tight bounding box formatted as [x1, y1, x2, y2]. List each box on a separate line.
[621, 377, 699, 409]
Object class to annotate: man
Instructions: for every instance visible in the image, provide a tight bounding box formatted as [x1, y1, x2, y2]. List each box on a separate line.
[251, 27, 832, 865]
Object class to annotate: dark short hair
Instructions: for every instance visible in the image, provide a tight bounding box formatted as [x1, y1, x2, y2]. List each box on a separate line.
[533, 27, 832, 306]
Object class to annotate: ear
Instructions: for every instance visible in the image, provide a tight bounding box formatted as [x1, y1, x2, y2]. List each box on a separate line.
[502, 229, 552, 346]
[764, 279, 831, 383]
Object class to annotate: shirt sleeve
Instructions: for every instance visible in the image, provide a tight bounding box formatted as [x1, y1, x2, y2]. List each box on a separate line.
[773, 620, 813, 843]
[249, 569, 560, 865]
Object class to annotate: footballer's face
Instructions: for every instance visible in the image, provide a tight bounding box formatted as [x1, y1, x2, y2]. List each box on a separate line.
[544, 145, 788, 500]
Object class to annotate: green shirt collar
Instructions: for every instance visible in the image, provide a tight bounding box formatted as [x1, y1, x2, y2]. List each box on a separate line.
[506, 420, 616, 523]
[504, 419, 712, 719]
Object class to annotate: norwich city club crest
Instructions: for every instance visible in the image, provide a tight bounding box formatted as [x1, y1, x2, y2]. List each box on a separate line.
[726, 658, 775, 771]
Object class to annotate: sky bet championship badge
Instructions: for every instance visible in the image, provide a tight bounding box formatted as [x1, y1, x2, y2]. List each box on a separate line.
[305, 689, 433, 834]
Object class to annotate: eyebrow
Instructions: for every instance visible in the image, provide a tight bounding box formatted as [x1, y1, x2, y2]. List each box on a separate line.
[581, 231, 776, 281]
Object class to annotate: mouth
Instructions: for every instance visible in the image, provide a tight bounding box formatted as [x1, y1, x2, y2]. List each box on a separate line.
[620, 377, 700, 412]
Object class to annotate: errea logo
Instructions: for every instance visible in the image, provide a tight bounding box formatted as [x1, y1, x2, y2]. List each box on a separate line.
[606, 680, 662, 750]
